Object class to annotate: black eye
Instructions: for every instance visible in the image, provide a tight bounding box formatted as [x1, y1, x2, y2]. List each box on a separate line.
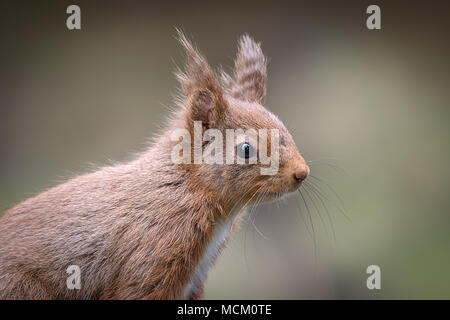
[237, 142, 254, 160]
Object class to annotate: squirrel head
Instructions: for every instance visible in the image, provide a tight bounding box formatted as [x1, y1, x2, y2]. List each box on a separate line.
[171, 31, 309, 210]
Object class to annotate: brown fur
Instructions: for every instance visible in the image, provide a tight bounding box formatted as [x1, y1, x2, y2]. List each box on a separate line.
[0, 31, 309, 299]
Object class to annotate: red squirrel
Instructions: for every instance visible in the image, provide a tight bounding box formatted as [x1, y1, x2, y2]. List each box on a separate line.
[0, 32, 309, 299]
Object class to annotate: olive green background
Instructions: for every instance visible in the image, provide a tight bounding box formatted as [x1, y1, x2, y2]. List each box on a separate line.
[1, 0, 449, 299]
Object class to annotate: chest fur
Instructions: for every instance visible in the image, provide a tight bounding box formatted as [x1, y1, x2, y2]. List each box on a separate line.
[183, 212, 238, 299]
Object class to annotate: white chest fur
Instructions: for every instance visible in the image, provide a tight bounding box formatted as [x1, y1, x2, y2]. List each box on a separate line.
[183, 212, 239, 299]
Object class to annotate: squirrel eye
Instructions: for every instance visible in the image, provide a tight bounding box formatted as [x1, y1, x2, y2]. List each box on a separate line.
[237, 142, 255, 160]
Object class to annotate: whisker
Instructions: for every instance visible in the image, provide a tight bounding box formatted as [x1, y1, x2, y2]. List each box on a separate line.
[225, 176, 266, 276]
[303, 184, 331, 244]
[242, 181, 270, 272]
[308, 176, 351, 222]
[228, 175, 260, 216]
[299, 189, 317, 260]
[309, 175, 346, 209]
[305, 181, 336, 243]
[294, 193, 313, 239]
[247, 180, 270, 236]
[307, 158, 343, 166]
[307, 159, 350, 178]
[250, 186, 271, 240]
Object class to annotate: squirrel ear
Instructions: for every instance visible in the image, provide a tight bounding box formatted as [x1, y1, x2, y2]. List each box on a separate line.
[185, 89, 223, 130]
[227, 34, 267, 104]
[175, 30, 228, 128]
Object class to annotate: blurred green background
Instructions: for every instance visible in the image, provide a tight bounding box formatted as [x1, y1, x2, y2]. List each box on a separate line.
[1, 0, 449, 299]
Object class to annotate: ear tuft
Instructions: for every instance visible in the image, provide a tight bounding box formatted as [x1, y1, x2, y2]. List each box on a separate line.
[229, 34, 267, 104]
[175, 29, 228, 129]
[175, 29, 223, 98]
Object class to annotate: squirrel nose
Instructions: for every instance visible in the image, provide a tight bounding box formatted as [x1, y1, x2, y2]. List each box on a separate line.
[293, 165, 309, 182]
